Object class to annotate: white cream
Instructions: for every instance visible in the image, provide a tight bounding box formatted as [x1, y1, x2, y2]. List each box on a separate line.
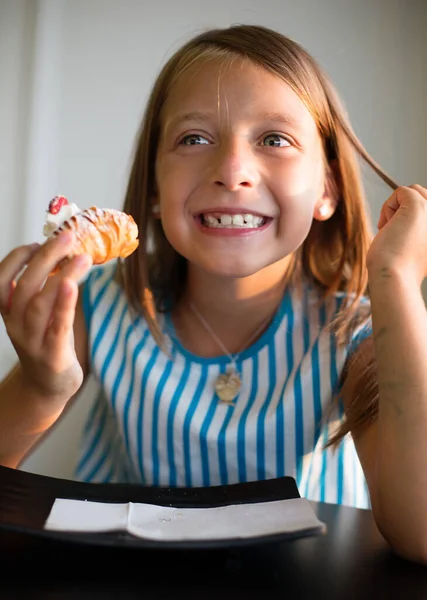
[43, 202, 81, 237]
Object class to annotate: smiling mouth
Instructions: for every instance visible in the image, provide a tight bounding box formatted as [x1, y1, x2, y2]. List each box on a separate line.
[199, 212, 268, 229]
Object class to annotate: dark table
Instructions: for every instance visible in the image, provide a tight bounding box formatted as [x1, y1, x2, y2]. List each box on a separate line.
[1, 465, 427, 599]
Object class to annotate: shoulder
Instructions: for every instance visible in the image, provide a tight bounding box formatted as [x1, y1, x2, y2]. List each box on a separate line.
[300, 281, 370, 317]
[301, 284, 372, 343]
[327, 288, 372, 353]
[340, 336, 380, 509]
[334, 288, 374, 401]
[331, 289, 371, 320]
[84, 261, 118, 294]
[341, 335, 376, 410]
[81, 262, 121, 322]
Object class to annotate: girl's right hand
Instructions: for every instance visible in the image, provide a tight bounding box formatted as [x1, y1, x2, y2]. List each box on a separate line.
[0, 231, 93, 402]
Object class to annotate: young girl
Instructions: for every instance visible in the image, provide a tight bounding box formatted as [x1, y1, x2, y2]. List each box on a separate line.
[0, 25, 426, 563]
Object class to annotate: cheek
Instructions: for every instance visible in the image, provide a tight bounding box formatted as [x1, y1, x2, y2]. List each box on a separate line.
[156, 156, 196, 208]
[274, 186, 319, 251]
[273, 152, 323, 196]
[272, 154, 323, 222]
[157, 194, 194, 259]
[274, 181, 319, 225]
[158, 213, 188, 260]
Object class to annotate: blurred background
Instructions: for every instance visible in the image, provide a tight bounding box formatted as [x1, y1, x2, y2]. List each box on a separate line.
[1, 0, 426, 478]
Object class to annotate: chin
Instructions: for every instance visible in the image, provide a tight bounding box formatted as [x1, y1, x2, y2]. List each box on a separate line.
[199, 259, 270, 279]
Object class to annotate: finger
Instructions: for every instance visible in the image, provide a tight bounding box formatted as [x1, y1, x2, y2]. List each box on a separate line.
[43, 277, 79, 360]
[377, 201, 387, 229]
[10, 231, 76, 317]
[23, 253, 92, 347]
[377, 184, 427, 230]
[377, 190, 399, 229]
[7, 280, 17, 311]
[377, 185, 418, 229]
[0, 243, 40, 313]
[408, 184, 427, 201]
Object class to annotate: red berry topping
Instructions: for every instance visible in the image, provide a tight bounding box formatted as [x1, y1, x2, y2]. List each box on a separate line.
[48, 195, 69, 214]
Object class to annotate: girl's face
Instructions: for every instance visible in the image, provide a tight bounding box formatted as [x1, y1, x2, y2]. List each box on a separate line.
[155, 58, 334, 279]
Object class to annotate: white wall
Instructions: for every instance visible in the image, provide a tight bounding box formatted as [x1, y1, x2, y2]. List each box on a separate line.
[1, 0, 426, 478]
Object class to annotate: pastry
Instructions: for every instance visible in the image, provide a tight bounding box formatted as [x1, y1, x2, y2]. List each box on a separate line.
[44, 195, 139, 265]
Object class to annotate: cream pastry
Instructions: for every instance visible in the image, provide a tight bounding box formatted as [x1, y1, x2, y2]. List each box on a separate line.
[44, 195, 139, 265]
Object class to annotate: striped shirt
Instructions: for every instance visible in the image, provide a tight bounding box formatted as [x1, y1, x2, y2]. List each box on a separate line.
[77, 263, 372, 509]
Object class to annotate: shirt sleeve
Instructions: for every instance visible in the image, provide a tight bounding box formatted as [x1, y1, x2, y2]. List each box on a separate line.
[82, 264, 113, 332]
[348, 317, 373, 357]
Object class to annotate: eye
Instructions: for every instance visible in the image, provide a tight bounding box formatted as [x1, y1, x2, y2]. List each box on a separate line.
[180, 134, 210, 146]
[262, 134, 291, 148]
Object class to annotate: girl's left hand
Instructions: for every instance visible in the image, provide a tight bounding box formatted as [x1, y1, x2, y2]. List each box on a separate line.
[366, 184, 427, 286]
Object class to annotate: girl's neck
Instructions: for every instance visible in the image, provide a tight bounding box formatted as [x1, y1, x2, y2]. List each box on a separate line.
[171, 257, 292, 357]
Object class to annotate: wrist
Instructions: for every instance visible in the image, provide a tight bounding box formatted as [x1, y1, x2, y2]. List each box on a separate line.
[367, 261, 419, 290]
[17, 369, 71, 412]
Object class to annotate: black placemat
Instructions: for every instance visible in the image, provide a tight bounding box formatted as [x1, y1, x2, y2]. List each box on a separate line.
[0, 465, 324, 549]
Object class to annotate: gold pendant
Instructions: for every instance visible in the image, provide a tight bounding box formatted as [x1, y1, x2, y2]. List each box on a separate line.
[214, 369, 242, 404]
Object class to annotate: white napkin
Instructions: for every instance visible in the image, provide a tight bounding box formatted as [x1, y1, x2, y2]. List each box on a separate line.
[44, 497, 326, 542]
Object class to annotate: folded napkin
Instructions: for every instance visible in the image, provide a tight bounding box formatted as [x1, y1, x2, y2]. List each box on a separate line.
[44, 497, 326, 542]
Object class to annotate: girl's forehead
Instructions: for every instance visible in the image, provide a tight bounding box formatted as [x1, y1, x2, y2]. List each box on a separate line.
[161, 58, 317, 134]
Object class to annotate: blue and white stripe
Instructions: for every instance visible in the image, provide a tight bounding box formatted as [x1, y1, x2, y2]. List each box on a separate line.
[76, 263, 372, 508]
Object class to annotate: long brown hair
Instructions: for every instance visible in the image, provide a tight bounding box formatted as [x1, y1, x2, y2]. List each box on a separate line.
[118, 25, 398, 448]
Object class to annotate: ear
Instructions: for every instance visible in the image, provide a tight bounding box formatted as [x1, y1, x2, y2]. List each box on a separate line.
[313, 160, 340, 222]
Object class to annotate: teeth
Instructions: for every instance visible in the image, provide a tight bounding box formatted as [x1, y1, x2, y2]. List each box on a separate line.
[202, 213, 265, 228]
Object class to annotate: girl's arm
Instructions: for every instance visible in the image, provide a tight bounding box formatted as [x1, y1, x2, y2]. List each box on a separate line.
[343, 185, 427, 564]
[345, 274, 427, 564]
[0, 233, 92, 468]
[0, 290, 89, 468]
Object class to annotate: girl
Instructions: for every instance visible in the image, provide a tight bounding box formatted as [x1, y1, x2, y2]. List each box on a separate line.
[0, 25, 426, 563]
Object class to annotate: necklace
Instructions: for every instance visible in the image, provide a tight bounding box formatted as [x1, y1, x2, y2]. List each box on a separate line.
[189, 302, 274, 405]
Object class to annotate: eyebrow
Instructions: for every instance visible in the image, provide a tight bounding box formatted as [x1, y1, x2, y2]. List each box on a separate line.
[163, 111, 214, 133]
[261, 112, 302, 127]
[163, 110, 303, 134]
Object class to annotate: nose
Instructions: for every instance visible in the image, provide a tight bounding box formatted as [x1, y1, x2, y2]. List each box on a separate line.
[211, 138, 260, 191]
